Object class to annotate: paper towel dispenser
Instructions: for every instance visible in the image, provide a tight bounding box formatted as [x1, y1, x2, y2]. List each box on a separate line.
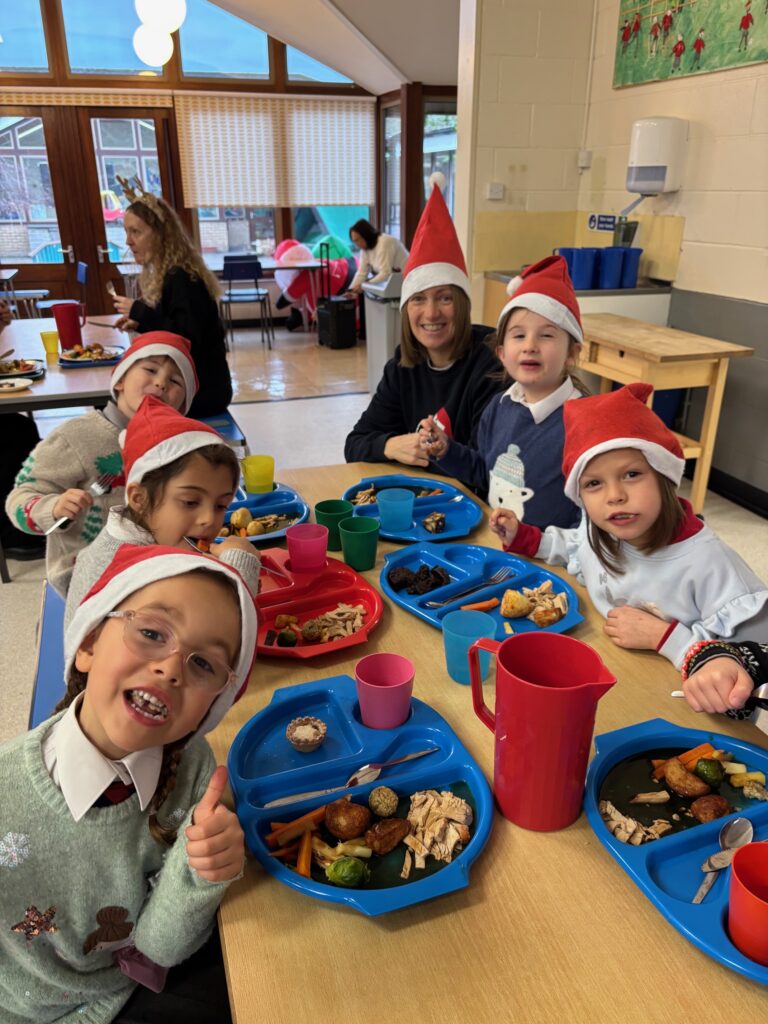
[626, 117, 687, 195]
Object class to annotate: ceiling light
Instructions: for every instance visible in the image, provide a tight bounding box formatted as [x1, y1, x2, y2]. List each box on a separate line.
[132, 25, 174, 67]
[134, 0, 187, 33]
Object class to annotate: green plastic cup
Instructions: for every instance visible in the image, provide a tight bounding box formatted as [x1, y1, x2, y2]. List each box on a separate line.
[315, 499, 355, 551]
[339, 516, 379, 572]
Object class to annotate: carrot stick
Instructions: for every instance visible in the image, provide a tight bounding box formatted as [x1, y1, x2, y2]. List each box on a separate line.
[268, 841, 300, 860]
[295, 829, 312, 878]
[651, 743, 716, 781]
[459, 597, 500, 612]
[265, 805, 328, 848]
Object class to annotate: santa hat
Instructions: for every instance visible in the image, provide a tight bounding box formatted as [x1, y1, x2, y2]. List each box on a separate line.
[400, 176, 470, 308]
[121, 395, 224, 487]
[562, 382, 685, 504]
[65, 544, 258, 744]
[110, 332, 198, 413]
[499, 255, 583, 345]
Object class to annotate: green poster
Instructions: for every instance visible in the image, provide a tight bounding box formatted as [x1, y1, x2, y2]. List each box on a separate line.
[614, 0, 768, 87]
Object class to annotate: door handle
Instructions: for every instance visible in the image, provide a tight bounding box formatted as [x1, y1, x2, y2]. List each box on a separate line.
[96, 244, 111, 264]
[61, 244, 75, 264]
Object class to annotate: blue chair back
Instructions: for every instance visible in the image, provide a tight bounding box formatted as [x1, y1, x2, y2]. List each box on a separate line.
[222, 256, 263, 283]
[29, 583, 66, 728]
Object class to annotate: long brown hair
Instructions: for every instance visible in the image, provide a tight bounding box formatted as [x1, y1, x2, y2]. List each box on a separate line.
[586, 471, 684, 575]
[488, 305, 590, 395]
[123, 444, 239, 533]
[399, 286, 472, 368]
[128, 197, 221, 309]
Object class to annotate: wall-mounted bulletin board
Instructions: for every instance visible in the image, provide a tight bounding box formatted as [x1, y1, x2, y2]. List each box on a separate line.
[613, 0, 768, 87]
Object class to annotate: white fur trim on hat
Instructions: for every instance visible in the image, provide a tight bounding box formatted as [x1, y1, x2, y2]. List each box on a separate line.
[125, 431, 222, 487]
[111, 343, 196, 413]
[498, 292, 583, 345]
[400, 262, 471, 309]
[564, 437, 685, 505]
[65, 551, 257, 744]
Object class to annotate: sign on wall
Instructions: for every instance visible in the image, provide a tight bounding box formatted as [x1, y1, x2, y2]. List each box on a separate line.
[613, 0, 768, 88]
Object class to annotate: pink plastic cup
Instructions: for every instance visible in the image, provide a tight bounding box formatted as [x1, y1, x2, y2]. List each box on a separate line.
[286, 523, 328, 573]
[355, 652, 414, 729]
[729, 842, 768, 965]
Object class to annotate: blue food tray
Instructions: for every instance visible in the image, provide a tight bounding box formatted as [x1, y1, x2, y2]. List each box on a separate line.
[59, 346, 124, 368]
[585, 718, 768, 985]
[380, 542, 583, 640]
[215, 482, 309, 544]
[228, 674, 493, 916]
[342, 474, 483, 543]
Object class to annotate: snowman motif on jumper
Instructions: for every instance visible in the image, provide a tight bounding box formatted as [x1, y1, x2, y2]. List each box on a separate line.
[488, 444, 534, 520]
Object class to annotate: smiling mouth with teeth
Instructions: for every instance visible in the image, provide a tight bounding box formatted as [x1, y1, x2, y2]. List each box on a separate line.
[126, 689, 169, 721]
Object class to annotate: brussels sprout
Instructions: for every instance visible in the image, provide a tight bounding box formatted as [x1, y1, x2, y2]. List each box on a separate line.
[324, 856, 370, 888]
[695, 758, 725, 787]
[276, 628, 298, 647]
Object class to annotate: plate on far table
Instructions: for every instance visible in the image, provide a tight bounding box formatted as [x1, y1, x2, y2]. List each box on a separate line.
[59, 345, 124, 368]
[0, 358, 45, 380]
[0, 377, 35, 393]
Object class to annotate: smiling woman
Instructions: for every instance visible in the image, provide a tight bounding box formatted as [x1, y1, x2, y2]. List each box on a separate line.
[344, 183, 500, 485]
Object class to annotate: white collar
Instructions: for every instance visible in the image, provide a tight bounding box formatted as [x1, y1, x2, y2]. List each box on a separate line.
[105, 505, 153, 544]
[502, 378, 579, 424]
[43, 694, 163, 822]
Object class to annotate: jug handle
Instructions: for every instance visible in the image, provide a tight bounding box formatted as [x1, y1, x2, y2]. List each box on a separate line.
[469, 637, 500, 732]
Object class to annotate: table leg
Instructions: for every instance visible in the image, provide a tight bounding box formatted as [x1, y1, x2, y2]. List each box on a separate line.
[599, 376, 612, 394]
[689, 358, 729, 514]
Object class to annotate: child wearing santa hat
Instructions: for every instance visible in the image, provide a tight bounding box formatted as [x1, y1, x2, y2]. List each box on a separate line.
[492, 382, 768, 668]
[65, 395, 261, 628]
[422, 255, 587, 528]
[0, 543, 257, 1021]
[5, 332, 197, 596]
[344, 178, 502, 478]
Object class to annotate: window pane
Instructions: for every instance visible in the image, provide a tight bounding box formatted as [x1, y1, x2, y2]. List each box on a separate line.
[423, 108, 457, 216]
[286, 47, 352, 84]
[62, 0, 163, 75]
[382, 107, 401, 237]
[196, 208, 276, 256]
[0, 0, 48, 72]
[180, 0, 269, 79]
[98, 119, 135, 150]
[293, 206, 369, 250]
[0, 118, 63, 263]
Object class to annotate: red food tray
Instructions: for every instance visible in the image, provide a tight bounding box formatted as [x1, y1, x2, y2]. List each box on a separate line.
[256, 548, 383, 658]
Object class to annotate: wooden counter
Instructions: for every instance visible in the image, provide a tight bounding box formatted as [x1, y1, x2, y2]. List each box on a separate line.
[207, 463, 767, 1024]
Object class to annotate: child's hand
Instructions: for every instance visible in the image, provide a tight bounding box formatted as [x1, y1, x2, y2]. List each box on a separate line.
[52, 488, 93, 520]
[417, 416, 448, 458]
[383, 432, 430, 467]
[186, 766, 245, 883]
[683, 657, 754, 714]
[215, 535, 255, 556]
[604, 606, 669, 650]
[489, 507, 519, 546]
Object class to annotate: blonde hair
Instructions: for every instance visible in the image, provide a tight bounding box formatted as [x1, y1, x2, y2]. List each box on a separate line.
[128, 197, 221, 309]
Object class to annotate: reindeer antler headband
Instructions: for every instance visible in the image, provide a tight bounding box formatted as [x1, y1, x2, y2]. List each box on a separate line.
[116, 175, 166, 224]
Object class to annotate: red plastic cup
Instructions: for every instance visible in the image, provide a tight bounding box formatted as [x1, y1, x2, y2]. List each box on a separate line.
[355, 652, 414, 729]
[729, 843, 768, 965]
[286, 523, 328, 573]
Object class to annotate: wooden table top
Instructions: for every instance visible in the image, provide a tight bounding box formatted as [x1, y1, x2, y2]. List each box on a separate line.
[207, 462, 767, 1024]
[0, 315, 128, 412]
[581, 313, 754, 363]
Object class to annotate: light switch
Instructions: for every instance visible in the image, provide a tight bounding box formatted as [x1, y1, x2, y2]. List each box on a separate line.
[485, 181, 505, 200]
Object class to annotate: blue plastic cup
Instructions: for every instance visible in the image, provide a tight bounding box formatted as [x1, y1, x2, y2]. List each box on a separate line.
[598, 246, 625, 289]
[621, 247, 643, 288]
[376, 487, 415, 532]
[442, 610, 497, 685]
[552, 247, 576, 278]
[570, 248, 597, 290]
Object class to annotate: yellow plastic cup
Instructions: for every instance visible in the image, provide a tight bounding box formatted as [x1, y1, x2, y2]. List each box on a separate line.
[40, 330, 59, 359]
[241, 455, 275, 493]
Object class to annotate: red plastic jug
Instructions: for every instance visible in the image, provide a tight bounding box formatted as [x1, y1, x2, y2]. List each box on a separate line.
[52, 302, 86, 350]
[469, 632, 615, 831]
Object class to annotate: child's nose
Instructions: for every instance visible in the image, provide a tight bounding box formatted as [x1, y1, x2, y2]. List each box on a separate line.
[151, 649, 184, 685]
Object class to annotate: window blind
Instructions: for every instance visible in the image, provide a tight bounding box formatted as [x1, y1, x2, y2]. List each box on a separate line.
[174, 92, 375, 207]
[0, 88, 172, 107]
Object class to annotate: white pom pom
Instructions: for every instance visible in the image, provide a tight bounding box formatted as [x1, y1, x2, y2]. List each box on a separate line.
[428, 171, 446, 192]
[505, 275, 523, 297]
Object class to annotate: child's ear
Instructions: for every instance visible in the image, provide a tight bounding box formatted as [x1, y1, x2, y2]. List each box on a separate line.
[126, 483, 148, 514]
[74, 630, 99, 672]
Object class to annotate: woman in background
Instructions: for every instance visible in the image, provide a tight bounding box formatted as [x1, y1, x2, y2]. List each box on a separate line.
[346, 219, 409, 295]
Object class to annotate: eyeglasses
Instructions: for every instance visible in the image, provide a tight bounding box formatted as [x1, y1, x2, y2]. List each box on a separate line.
[106, 610, 236, 694]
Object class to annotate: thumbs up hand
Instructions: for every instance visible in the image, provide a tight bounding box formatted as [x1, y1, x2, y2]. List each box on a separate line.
[185, 765, 245, 883]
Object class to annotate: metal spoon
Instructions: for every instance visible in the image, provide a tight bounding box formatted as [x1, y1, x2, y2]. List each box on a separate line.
[692, 816, 754, 903]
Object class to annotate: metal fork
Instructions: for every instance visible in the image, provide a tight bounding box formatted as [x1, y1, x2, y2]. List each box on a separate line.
[424, 565, 515, 609]
[45, 473, 118, 535]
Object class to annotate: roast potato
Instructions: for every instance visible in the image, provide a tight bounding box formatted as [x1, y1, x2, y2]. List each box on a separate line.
[325, 799, 372, 841]
[663, 757, 711, 799]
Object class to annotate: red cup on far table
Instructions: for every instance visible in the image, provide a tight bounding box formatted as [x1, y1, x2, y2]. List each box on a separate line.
[286, 523, 328, 573]
[355, 652, 414, 729]
[729, 842, 768, 966]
